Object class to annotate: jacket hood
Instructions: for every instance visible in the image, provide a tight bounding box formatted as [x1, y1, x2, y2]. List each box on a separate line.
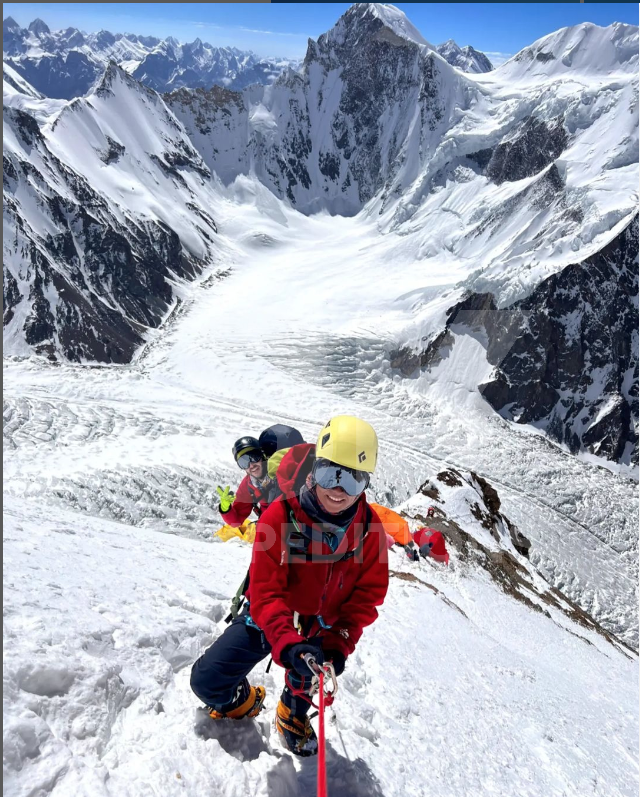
[276, 443, 315, 496]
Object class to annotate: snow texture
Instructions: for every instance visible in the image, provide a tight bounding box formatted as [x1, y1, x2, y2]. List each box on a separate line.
[3, 476, 637, 796]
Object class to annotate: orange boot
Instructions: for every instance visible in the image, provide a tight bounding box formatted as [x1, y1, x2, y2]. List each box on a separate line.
[208, 685, 266, 720]
[275, 699, 318, 757]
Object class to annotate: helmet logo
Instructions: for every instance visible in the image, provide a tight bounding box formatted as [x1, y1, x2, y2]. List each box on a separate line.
[321, 433, 330, 448]
[358, 451, 366, 463]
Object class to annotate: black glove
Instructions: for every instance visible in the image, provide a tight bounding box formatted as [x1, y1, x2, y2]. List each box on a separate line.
[324, 650, 346, 676]
[281, 641, 325, 677]
[404, 542, 420, 562]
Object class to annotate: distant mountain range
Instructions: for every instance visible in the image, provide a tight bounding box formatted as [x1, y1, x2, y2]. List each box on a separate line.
[2, 15, 300, 98]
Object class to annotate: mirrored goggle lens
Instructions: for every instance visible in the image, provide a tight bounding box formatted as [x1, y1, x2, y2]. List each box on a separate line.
[237, 451, 264, 469]
[313, 460, 369, 496]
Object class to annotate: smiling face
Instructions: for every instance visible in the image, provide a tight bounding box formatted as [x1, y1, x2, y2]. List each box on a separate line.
[247, 460, 266, 479]
[308, 472, 360, 515]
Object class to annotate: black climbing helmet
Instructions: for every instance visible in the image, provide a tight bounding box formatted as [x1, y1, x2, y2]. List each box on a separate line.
[232, 436, 265, 468]
[258, 424, 305, 459]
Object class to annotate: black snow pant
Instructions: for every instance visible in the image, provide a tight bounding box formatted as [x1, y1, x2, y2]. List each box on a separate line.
[190, 612, 312, 719]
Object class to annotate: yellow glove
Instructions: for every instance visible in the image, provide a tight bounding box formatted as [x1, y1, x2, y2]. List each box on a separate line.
[216, 485, 235, 513]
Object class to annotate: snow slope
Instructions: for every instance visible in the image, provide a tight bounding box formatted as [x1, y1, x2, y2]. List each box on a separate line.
[4, 198, 638, 650]
[4, 483, 637, 797]
[3, 8, 639, 792]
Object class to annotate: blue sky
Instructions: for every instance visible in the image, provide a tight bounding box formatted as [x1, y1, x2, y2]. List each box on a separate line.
[3, 3, 638, 61]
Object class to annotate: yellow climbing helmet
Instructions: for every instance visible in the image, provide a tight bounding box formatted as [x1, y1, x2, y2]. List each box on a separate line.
[315, 415, 378, 473]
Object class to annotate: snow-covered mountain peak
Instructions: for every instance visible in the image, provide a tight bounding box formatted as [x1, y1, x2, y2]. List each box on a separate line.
[359, 2, 432, 46]
[3, 15, 20, 32]
[27, 17, 50, 36]
[496, 20, 639, 81]
[91, 59, 154, 101]
[436, 38, 494, 73]
[317, 2, 434, 53]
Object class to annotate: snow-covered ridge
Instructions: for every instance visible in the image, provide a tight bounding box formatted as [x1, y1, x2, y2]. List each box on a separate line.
[493, 20, 639, 81]
[400, 466, 634, 655]
[3, 62, 228, 362]
[3, 59, 42, 97]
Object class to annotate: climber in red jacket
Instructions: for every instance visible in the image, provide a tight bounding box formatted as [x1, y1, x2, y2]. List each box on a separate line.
[413, 527, 450, 565]
[191, 415, 389, 757]
[216, 426, 305, 528]
[215, 436, 271, 528]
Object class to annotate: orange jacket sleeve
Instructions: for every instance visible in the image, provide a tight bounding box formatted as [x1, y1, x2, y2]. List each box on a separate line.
[370, 503, 411, 545]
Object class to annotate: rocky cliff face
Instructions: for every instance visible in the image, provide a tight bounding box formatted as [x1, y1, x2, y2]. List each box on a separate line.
[168, 3, 461, 215]
[3, 65, 221, 363]
[392, 217, 639, 465]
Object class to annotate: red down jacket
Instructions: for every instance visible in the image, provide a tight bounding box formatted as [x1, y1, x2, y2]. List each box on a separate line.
[413, 528, 450, 565]
[220, 474, 271, 528]
[247, 444, 389, 665]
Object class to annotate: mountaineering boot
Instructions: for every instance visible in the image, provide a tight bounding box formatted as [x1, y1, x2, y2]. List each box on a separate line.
[275, 699, 318, 757]
[208, 681, 266, 720]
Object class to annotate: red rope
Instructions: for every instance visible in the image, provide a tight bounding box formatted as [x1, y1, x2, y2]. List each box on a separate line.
[318, 670, 328, 797]
[284, 671, 316, 707]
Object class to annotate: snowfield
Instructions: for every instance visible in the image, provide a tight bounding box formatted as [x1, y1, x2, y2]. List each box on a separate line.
[4, 492, 637, 797]
[5, 196, 637, 649]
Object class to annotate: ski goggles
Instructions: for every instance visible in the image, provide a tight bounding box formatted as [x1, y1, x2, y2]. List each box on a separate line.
[236, 450, 265, 469]
[312, 458, 370, 497]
